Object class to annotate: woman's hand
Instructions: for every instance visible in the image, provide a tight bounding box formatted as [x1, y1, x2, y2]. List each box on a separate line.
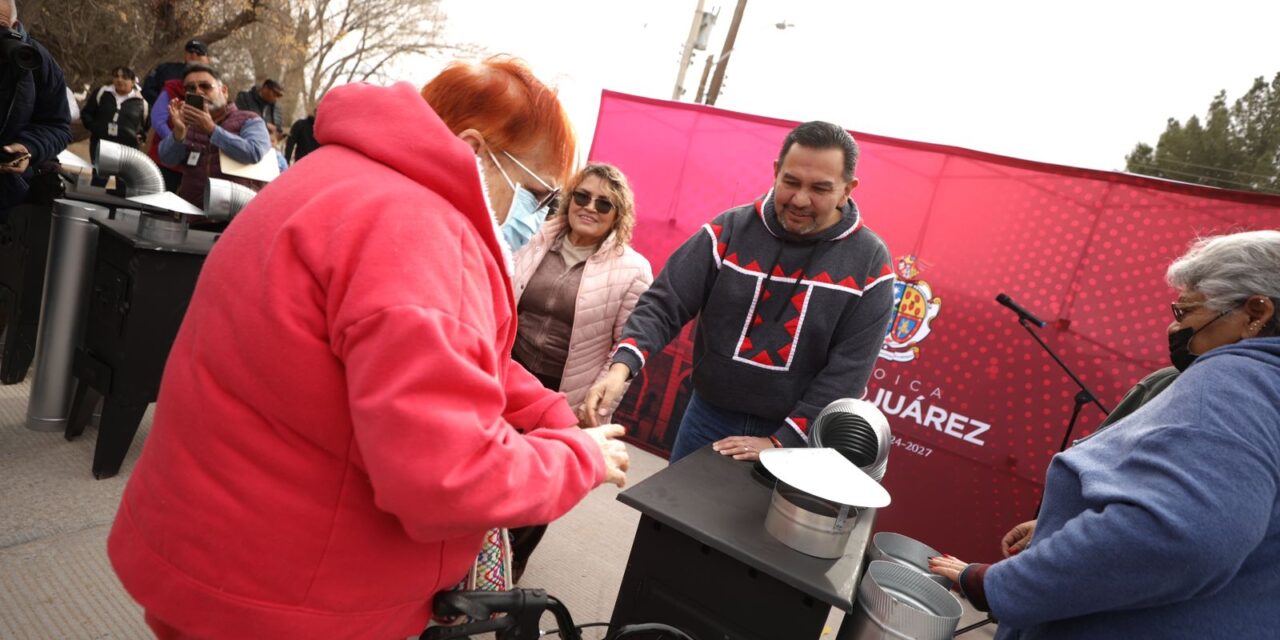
[582, 423, 630, 488]
[711, 435, 776, 462]
[1001, 519, 1037, 557]
[927, 554, 969, 584]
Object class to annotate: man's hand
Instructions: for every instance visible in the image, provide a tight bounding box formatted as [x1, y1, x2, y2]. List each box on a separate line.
[0, 143, 31, 174]
[168, 99, 187, 141]
[712, 435, 776, 462]
[181, 103, 216, 136]
[583, 423, 630, 488]
[582, 363, 630, 427]
[1001, 519, 1037, 557]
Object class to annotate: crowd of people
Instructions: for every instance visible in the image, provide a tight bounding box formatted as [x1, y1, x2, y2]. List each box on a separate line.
[67, 34, 318, 205]
[0, 0, 1277, 637]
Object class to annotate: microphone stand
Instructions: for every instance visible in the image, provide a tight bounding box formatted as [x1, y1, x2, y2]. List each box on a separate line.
[955, 320, 1113, 637]
[1016, 317, 1110, 453]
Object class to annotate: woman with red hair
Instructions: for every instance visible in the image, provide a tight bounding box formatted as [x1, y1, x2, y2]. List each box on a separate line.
[425, 55, 574, 251]
[108, 56, 629, 639]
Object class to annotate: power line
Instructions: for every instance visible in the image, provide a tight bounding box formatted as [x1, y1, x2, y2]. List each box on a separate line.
[1127, 161, 1280, 193]
[1131, 154, 1280, 182]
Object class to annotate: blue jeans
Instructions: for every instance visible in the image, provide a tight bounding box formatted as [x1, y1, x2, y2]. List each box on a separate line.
[669, 391, 779, 463]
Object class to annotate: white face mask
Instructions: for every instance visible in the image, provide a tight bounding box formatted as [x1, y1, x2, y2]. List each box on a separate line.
[486, 149, 555, 253]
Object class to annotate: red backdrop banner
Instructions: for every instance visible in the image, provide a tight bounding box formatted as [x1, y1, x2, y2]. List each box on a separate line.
[589, 90, 1280, 561]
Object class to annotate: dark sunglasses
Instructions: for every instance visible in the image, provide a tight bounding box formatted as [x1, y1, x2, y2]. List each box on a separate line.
[571, 190, 614, 214]
[184, 82, 216, 92]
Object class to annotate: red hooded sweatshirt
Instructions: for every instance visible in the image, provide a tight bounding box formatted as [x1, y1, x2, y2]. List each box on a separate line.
[108, 82, 605, 639]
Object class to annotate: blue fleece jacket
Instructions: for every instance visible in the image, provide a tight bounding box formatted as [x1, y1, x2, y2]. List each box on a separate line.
[988, 336, 1280, 639]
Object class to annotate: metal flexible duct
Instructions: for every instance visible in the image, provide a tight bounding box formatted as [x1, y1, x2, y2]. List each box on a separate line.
[203, 178, 258, 222]
[811, 398, 892, 482]
[94, 140, 165, 197]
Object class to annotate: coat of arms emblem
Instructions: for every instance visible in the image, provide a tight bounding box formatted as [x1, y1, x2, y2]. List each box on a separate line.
[879, 255, 941, 362]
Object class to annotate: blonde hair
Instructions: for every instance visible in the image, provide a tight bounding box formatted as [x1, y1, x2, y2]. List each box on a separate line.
[554, 163, 636, 251]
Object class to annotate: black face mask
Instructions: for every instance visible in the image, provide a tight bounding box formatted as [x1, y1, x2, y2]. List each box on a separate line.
[1168, 310, 1229, 372]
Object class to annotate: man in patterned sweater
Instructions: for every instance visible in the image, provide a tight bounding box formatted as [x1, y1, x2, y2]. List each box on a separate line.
[584, 121, 895, 462]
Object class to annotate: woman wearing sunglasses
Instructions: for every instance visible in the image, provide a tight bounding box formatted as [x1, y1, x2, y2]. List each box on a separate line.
[508, 162, 653, 579]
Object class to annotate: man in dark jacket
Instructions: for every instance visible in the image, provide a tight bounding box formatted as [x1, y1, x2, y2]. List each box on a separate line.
[234, 79, 284, 136]
[584, 121, 896, 462]
[141, 39, 209, 106]
[0, 0, 71, 217]
[285, 113, 317, 163]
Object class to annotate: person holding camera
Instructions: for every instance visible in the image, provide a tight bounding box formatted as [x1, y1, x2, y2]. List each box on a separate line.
[158, 63, 270, 206]
[0, 0, 70, 218]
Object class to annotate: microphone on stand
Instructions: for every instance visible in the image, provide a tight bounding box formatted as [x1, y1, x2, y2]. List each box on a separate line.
[995, 293, 1047, 328]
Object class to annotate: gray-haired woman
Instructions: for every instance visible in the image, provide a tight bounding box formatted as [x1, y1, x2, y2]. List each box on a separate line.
[930, 229, 1280, 639]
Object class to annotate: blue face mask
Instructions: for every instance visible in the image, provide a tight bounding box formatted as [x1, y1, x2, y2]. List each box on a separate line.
[487, 150, 554, 252]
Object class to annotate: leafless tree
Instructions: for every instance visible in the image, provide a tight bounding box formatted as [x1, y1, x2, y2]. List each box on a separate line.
[23, 0, 469, 135]
[23, 0, 271, 92]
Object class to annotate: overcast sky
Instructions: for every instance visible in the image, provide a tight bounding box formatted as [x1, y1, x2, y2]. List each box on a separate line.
[398, 0, 1280, 174]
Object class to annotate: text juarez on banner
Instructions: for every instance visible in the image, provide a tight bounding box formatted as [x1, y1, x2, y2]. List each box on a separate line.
[590, 90, 1280, 561]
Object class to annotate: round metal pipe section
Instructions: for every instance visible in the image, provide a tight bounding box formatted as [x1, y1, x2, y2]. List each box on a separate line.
[764, 480, 859, 558]
[203, 178, 258, 222]
[26, 200, 110, 432]
[812, 398, 892, 482]
[868, 532, 952, 589]
[838, 561, 962, 640]
[94, 140, 165, 197]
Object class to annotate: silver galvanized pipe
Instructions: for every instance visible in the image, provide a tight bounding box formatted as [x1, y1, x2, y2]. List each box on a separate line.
[203, 178, 258, 222]
[95, 140, 165, 197]
[838, 560, 962, 640]
[25, 200, 110, 431]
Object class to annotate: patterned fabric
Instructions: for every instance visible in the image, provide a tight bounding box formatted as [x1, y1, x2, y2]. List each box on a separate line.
[431, 527, 513, 626]
[610, 196, 895, 448]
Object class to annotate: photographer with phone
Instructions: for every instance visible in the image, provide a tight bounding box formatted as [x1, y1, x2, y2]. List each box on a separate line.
[0, 0, 71, 219]
[158, 63, 270, 206]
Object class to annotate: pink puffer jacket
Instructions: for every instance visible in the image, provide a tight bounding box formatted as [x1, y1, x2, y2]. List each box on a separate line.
[512, 215, 653, 414]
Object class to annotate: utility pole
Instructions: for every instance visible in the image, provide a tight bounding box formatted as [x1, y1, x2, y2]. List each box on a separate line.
[694, 54, 716, 103]
[672, 0, 707, 100]
[705, 0, 747, 106]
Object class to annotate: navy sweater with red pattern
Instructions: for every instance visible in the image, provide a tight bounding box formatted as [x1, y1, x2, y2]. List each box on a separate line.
[610, 192, 895, 447]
